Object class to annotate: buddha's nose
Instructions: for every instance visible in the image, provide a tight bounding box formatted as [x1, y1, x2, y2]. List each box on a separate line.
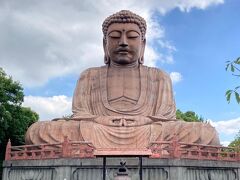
[119, 35, 128, 47]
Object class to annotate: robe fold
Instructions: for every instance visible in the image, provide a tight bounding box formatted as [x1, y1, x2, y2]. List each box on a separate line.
[25, 65, 220, 148]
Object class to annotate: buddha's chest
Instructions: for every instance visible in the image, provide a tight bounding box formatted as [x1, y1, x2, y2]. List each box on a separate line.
[107, 68, 140, 108]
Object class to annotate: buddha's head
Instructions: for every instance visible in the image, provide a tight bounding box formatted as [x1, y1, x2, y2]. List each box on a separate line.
[102, 10, 146, 66]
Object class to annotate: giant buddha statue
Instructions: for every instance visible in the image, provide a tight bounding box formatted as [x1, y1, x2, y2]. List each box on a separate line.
[25, 10, 220, 149]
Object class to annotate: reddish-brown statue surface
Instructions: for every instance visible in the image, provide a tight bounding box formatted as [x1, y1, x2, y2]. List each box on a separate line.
[25, 10, 220, 149]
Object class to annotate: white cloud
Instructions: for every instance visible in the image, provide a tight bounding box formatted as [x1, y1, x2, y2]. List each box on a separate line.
[23, 95, 72, 120]
[0, 0, 224, 87]
[170, 72, 183, 84]
[220, 141, 230, 147]
[177, 0, 224, 12]
[144, 46, 159, 67]
[209, 117, 240, 135]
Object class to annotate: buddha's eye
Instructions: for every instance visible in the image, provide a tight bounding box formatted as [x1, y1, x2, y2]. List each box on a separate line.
[127, 31, 140, 38]
[108, 31, 121, 38]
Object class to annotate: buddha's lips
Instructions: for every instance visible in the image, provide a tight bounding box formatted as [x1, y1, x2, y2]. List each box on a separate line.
[115, 48, 130, 54]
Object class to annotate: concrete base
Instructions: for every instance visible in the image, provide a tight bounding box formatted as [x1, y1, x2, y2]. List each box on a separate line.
[2, 158, 240, 180]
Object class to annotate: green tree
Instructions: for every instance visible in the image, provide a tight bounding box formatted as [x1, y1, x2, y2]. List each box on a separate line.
[0, 68, 39, 179]
[225, 57, 240, 104]
[176, 109, 204, 122]
[228, 130, 240, 148]
[225, 58, 240, 151]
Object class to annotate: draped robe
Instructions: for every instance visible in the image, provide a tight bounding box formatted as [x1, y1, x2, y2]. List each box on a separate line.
[25, 65, 220, 148]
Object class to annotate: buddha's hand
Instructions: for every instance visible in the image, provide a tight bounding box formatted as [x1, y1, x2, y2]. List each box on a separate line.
[94, 116, 153, 127]
[69, 114, 97, 121]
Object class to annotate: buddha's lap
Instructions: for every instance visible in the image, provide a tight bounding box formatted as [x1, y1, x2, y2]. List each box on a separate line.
[25, 118, 219, 146]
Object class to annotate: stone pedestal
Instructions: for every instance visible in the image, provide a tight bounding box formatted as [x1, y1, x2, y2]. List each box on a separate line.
[2, 158, 240, 180]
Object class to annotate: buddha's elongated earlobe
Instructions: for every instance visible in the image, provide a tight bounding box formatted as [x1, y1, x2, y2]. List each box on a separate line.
[104, 55, 110, 64]
[139, 38, 146, 64]
[103, 38, 110, 64]
[139, 57, 144, 64]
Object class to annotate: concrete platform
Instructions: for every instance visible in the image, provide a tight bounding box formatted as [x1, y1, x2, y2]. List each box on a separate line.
[2, 158, 240, 180]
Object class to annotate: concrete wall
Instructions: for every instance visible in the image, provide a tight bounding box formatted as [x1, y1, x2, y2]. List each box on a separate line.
[2, 158, 240, 180]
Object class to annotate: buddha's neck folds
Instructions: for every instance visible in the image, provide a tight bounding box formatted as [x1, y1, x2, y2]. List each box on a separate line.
[109, 61, 139, 69]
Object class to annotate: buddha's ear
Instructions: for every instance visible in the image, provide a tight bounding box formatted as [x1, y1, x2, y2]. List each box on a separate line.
[139, 38, 146, 64]
[103, 38, 110, 64]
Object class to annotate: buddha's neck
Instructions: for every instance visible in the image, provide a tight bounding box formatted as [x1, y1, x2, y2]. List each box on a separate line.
[109, 61, 139, 69]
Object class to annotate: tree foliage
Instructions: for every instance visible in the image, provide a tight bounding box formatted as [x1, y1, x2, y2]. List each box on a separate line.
[176, 109, 204, 122]
[228, 130, 240, 148]
[225, 58, 240, 150]
[225, 57, 240, 104]
[0, 68, 39, 179]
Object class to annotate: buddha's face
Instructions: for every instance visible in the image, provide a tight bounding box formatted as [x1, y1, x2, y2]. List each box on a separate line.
[104, 23, 145, 66]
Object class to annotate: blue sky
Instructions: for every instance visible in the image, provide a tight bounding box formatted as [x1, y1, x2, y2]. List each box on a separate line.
[1, 0, 239, 145]
[159, 1, 240, 144]
[160, 1, 240, 118]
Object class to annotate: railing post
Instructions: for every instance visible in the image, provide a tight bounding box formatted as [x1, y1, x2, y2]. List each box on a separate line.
[62, 136, 70, 158]
[237, 148, 240, 161]
[218, 147, 222, 161]
[5, 139, 11, 160]
[198, 145, 201, 160]
[172, 136, 180, 158]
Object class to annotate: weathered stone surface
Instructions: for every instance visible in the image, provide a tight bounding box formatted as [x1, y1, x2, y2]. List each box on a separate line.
[2, 158, 240, 180]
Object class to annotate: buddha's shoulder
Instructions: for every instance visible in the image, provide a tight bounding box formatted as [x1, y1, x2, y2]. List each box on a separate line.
[143, 65, 171, 80]
[80, 66, 102, 75]
[78, 66, 106, 80]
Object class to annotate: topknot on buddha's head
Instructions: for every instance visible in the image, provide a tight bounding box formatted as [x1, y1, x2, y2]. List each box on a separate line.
[102, 10, 147, 40]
